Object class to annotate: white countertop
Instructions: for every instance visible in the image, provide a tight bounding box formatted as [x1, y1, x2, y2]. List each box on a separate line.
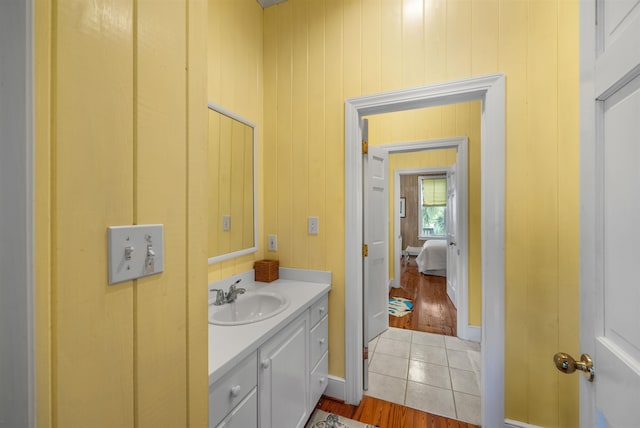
[208, 274, 331, 385]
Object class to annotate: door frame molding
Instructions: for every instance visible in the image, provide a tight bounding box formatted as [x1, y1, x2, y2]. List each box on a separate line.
[0, 0, 36, 426]
[344, 74, 505, 427]
[380, 137, 471, 341]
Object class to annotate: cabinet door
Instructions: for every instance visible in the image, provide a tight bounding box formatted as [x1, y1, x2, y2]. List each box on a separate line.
[259, 313, 309, 428]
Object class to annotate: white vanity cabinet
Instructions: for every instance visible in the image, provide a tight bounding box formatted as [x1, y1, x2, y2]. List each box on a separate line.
[208, 281, 330, 428]
[258, 313, 309, 428]
[209, 353, 258, 428]
[309, 295, 329, 406]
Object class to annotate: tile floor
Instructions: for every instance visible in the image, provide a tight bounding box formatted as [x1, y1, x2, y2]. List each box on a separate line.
[365, 327, 482, 425]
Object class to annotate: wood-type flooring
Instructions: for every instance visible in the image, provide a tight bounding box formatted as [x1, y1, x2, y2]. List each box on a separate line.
[315, 395, 478, 428]
[315, 258, 476, 427]
[389, 257, 457, 336]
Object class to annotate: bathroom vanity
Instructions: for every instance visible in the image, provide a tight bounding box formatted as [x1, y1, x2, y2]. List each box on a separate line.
[208, 269, 330, 428]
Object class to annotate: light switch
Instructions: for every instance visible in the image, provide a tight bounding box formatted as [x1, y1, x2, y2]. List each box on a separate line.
[308, 216, 319, 235]
[107, 224, 164, 285]
[222, 215, 231, 231]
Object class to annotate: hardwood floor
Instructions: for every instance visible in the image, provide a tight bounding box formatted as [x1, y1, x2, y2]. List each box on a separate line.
[315, 396, 478, 428]
[388, 257, 457, 336]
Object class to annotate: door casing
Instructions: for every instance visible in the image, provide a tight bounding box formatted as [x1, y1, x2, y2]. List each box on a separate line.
[381, 137, 474, 342]
[0, 0, 36, 427]
[344, 74, 505, 427]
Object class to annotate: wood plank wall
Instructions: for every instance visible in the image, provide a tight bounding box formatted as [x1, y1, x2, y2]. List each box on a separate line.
[400, 174, 421, 249]
[263, 0, 580, 426]
[35, 1, 208, 427]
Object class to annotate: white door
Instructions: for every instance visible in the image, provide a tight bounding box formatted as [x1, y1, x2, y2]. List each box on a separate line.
[579, 0, 640, 426]
[363, 120, 389, 346]
[446, 164, 458, 308]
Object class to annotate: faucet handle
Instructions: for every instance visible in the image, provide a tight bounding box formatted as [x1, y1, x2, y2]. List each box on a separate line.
[229, 278, 242, 291]
[210, 288, 226, 305]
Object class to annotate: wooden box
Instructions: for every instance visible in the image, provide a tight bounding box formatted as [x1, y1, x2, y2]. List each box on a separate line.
[254, 260, 279, 282]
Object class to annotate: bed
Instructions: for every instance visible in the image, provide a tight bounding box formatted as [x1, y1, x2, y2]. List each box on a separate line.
[414, 239, 447, 276]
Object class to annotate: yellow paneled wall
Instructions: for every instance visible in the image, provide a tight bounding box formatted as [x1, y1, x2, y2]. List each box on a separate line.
[35, 1, 208, 427]
[207, 0, 265, 281]
[263, 0, 579, 426]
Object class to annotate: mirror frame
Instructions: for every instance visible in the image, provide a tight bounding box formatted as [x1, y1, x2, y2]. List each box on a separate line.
[207, 102, 258, 265]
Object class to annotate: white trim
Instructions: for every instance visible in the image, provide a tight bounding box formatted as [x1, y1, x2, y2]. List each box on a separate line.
[446, 280, 457, 309]
[344, 74, 505, 428]
[323, 375, 346, 402]
[464, 325, 481, 343]
[504, 419, 543, 428]
[207, 101, 257, 129]
[206, 103, 259, 265]
[579, 2, 596, 427]
[0, 0, 35, 426]
[26, 1, 35, 425]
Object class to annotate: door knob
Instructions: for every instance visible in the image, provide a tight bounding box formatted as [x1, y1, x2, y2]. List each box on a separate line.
[553, 352, 595, 382]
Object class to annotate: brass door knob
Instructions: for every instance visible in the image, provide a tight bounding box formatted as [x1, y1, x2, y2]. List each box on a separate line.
[553, 352, 595, 382]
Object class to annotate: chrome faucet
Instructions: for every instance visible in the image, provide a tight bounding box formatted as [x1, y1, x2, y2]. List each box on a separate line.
[210, 288, 226, 305]
[210, 279, 245, 305]
[225, 279, 246, 303]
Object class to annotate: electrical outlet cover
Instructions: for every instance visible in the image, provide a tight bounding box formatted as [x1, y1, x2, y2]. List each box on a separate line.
[268, 234, 278, 251]
[308, 216, 319, 235]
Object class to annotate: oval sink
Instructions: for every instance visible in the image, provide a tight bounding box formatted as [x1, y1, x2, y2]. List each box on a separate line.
[209, 291, 289, 326]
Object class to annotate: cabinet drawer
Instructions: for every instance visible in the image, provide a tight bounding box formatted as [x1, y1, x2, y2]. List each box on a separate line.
[215, 387, 257, 428]
[309, 315, 328, 368]
[310, 294, 328, 327]
[210, 352, 257, 428]
[310, 352, 329, 408]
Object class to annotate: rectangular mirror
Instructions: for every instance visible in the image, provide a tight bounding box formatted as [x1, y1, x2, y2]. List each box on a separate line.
[207, 102, 257, 264]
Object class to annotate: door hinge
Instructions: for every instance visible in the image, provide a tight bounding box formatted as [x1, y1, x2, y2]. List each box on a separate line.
[362, 244, 368, 257]
[363, 346, 369, 360]
[362, 140, 368, 154]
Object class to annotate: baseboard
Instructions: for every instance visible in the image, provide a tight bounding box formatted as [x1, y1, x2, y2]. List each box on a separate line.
[324, 375, 345, 401]
[504, 419, 543, 428]
[466, 325, 481, 342]
[459, 325, 481, 343]
[446, 282, 456, 308]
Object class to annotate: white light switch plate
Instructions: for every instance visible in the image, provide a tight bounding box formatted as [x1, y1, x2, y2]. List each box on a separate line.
[268, 234, 278, 251]
[222, 215, 231, 231]
[107, 224, 164, 285]
[308, 216, 319, 235]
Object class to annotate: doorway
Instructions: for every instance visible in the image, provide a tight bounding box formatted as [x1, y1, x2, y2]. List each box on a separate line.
[344, 74, 505, 427]
[381, 137, 472, 341]
[364, 136, 479, 423]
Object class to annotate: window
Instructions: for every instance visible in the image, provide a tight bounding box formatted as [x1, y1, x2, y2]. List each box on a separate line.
[419, 175, 446, 238]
